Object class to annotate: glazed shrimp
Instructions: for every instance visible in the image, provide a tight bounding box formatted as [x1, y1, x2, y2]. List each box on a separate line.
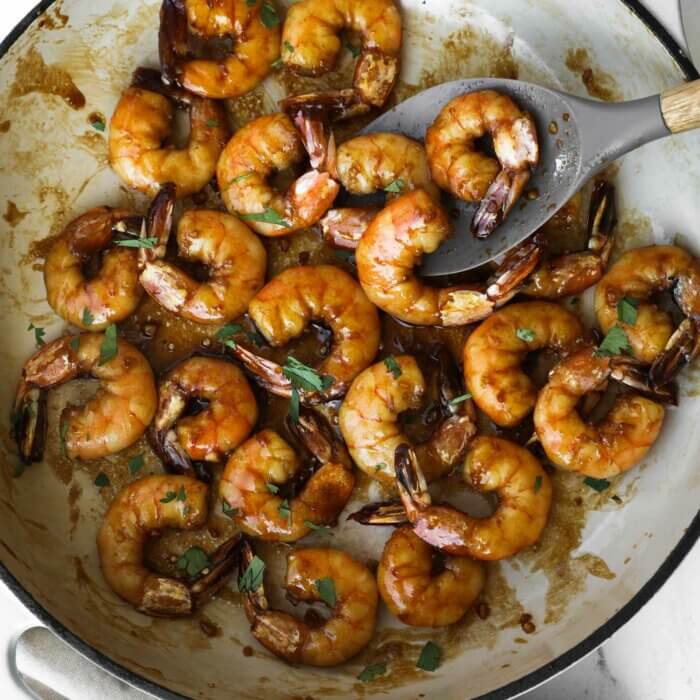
[160, 0, 280, 99]
[138, 184, 267, 324]
[426, 91, 539, 238]
[149, 357, 258, 481]
[388, 439, 552, 560]
[534, 348, 666, 478]
[216, 112, 339, 236]
[13, 334, 157, 463]
[241, 542, 378, 665]
[376, 526, 485, 627]
[463, 301, 584, 427]
[219, 409, 355, 541]
[356, 189, 494, 326]
[320, 133, 439, 249]
[339, 353, 477, 485]
[228, 265, 380, 401]
[44, 207, 143, 331]
[109, 68, 228, 198]
[594, 245, 700, 383]
[97, 475, 242, 616]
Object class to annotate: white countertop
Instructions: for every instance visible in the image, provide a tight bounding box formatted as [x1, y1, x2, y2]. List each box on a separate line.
[0, 1, 698, 699]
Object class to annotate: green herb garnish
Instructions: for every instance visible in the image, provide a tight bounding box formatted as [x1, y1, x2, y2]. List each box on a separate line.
[304, 520, 333, 535]
[534, 475, 543, 493]
[345, 42, 361, 58]
[449, 393, 472, 406]
[115, 237, 158, 249]
[69, 336, 80, 353]
[176, 485, 187, 502]
[91, 119, 106, 132]
[283, 356, 335, 392]
[99, 324, 118, 365]
[240, 208, 290, 228]
[176, 546, 211, 579]
[315, 577, 337, 607]
[384, 178, 405, 194]
[357, 663, 387, 683]
[416, 641, 442, 672]
[617, 297, 639, 325]
[160, 491, 177, 504]
[595, 326, 631, 357]
[128, 454, 145, 475]
[206, 119, 220, 128]
[584, 476, 611, 493]
[266, 482, 280, 494]
[260, 2, 280, 29]
[215, 323, 243, 349]
[27, 323, 45, 347]
[278, 498, 292, 524]
[82, 308, 94, 327]
[222, 498, 238, 518]
[94, 472, 110, 488]
[516, 327, 536, 342]
[384, 356, 402, 378]
[239, 555, 265, 592]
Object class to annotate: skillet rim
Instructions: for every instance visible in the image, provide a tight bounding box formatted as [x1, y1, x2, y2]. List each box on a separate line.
[0, 1, 697, 698]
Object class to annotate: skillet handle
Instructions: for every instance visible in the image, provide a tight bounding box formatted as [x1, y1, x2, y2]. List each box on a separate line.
[660, 79, 700, 133]
[14, 627, 153, 699]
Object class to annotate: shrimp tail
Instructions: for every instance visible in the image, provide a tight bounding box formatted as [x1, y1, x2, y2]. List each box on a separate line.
[347, 500, 408, 525]
[394, 444, 432, 519]
[649, 318, 699, 390]
[159, 0, 188, 87]
[12, 384, 47, 464]
[239, 539, 268, 614]
[353, 49, 400, 108]
[610, 357, 678, 405]
[289, 110, 336, 172]
[142, 182, 176, 266]
[486, 231, 547, 304]
[472, 169, 531, 239]
[191, 533, 243, 609]
[280, 89, 370, 124]
[227, 343, 293, 399]
[320, 207, 380, 250]
[287, 407, 352, 470]
[588, 181, 617, 262]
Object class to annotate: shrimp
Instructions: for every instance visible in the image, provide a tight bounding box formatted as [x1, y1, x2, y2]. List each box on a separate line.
[390, 439, 552, 560]
[356, 189, 496, 326]
[138, 183, 267, 324]
[43, 207, 143, 331]
[219, 409, 355, 541]
[228, 265, 380, 401]
[377, 526, 485, 627]
[339, 353, 477, 485]
[216, 112, 339, 236]
[109, 68, 228, 198]
[241, 541, 378, 666]
[159, 0, 280, 100]
[534, 348, 666, 478]
[149, 357, 258, 481]
[13, 334, 157, 463]
[594, 245, 700, 384]
[425, 91, 539, 238]
[320, 133, 439, 249]
[463, 301, 584, 427]
[97, 475, 242, 616]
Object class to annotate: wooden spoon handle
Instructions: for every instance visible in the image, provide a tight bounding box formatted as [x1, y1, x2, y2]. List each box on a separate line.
[661, 79, 700, 134]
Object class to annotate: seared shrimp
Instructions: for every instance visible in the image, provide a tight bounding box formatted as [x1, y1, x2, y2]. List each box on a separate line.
[392, 439, 551, 560]
[464, 301, 584, 427]
[241, 541, 378, 665]
[149, 357, 258, 481]
[534, 348, 666, 478]
[426, 91, 539, 238]
[356, 189, 493, 326]
[139, 185, 267, 324]
[160, 0, 280, 99]
[320, 133, 439, 249]
[220, 409, 354, 541]
[217, 112, 339, 236]
[281, 0, 401, 108]
[339, 353, 477, 485]
[595, 245, 700, 383]
[109, 69, 228, 198]
[229, 264, 380, 401]
[13, 334, 157, 462]
[377, 526, 485, 627]
[97, 475, 241, 616]
[44, 207, 142, 331]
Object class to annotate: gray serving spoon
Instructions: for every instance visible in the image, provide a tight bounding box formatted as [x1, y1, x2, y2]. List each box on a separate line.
[360, 77, 700, 276]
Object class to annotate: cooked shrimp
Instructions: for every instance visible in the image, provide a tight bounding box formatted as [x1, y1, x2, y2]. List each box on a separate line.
[241, 541, 378, 665]
[228, 264, 380, 400]
[320, 133, 439, 249]
[13, 334, 157, 462]
[594, 245, 700, 383]
[97, 475, 241, 616]
[216, 112, 339, 236]
[393, 439, 552, 560]
[139, 184, 266, 324]
[339, 353, 476, 485]
[356, 189, 496, 326]
[160, 0, 280, 99]
[109, 68, 228, 198]
[44, 207, 142, 331]
[534, 348, 666, 478]
[219, 409, 355, 541]
[281, 0, 401, 108]
[463, 301, 584, 427]
[426, 91, 539, 238]
[149, 357, 258, 481]
[377, 526, 485, 627]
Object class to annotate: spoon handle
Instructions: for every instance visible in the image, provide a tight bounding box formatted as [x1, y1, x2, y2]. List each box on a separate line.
[661, 79, 700, 133]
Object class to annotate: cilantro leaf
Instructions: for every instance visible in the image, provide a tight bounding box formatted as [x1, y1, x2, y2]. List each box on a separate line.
[278, 498, 292, 524]
[345, 42, 361, 58]
[534, 475, 543, 493]
[516, 327, 536, 342]
[27, 323, 46, 347]
[176, 485, 187, 502]
[304, 520, 333, 535]
[240, 208, 290, 228]
[266, 482, 280, 494]
[315, 577, 336, 607]
[449, 393, 471, 406]
[115, 237, 158, 249]
[384, 178, 404, 194]
[617, 297, 639, 325]
[128, 454, 145, 475]
[99, 324, 118, 365]
[206, 119, 220, 128]
[584, 476, 611, 492]
[91, 119, 106, 132]
[271, 57, 284, 70]
[222, 498, 238, 518]
[260, 3, 281, 29]
[227, 173, 252, 187]
[283, 40, 294, 53]
[283, 356, 334, 392]
[289, 386, 300, 423]
[416, 641, 442, 672]
[215, 323, 243, 349]
[357, 663, 387, 683]
[176, 546, 211, 579]
[384, 356, 402, 378]
[595, 326, 631, 357]
[94, 472, 110, 488]
[69, 336, 80, 353]
[160, 491, 177, 504]
[82, 308, 94, 327]
[239, 555, 265, 592]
